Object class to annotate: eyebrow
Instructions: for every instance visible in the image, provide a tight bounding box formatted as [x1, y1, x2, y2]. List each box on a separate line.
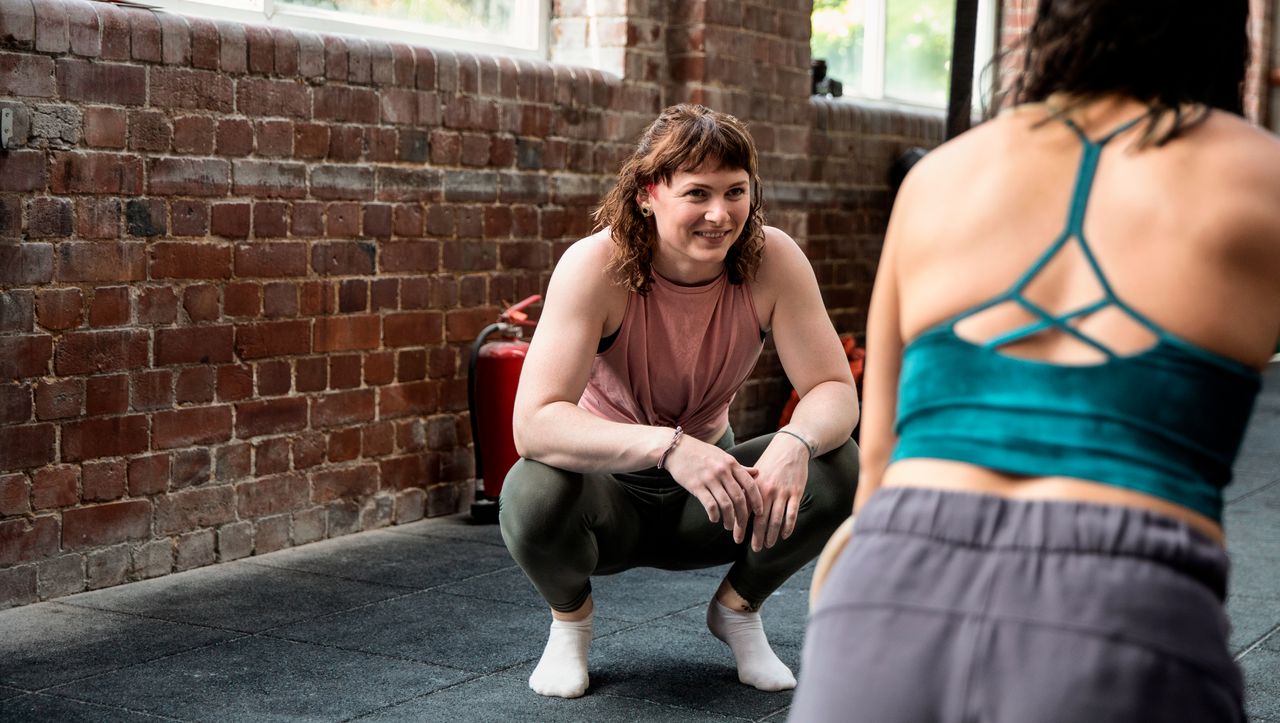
[678, 180, 749, 191]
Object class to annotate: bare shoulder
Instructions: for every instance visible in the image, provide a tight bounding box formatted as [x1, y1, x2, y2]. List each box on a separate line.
[755, 225, 813, 286]
[1186, 114, 1280, 251]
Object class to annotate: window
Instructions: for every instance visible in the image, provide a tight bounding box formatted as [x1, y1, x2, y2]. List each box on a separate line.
[812, 0, 997, 109]
[150, 0, 548, 59]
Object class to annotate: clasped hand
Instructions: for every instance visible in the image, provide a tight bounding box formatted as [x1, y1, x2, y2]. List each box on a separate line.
[664, 435, 810, 551]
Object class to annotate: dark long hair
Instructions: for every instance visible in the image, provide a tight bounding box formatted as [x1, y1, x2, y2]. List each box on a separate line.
[1003, 0, 1250, 144]
[593, 104, 765, 294]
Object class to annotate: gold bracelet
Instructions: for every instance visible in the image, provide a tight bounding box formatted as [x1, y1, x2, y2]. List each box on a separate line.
[777, 428, 816, 460]
[657, 426, 684, 470]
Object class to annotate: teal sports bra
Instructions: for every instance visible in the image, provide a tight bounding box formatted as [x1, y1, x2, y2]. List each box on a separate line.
[891, 113, 1262, 522]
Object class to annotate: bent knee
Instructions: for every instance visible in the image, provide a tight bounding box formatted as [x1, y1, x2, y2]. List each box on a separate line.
[499, 459, 584, 545]
[805, 438, 859, 523]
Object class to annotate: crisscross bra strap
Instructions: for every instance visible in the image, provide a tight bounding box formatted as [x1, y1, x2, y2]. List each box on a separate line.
[951, 110, 1158, 359]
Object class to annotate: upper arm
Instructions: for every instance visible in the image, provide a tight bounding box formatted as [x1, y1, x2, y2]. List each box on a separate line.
[763, 228, 857, 403]
[513, 236, 617, 427]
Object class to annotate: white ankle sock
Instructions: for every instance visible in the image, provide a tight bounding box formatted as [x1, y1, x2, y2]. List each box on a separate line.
[529, 614, 592, 698]
[707, 600, 796, 692]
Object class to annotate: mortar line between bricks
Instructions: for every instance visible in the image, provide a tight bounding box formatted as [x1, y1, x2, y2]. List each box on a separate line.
[1234, 620, 1280, 662]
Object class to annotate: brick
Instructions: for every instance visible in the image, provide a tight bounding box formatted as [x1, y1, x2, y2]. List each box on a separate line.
[86, 373, 128, 415]
[223, 282, 261, 318]
[234, 243, 307, 278]
[57, 242, 146, 282]
[34, 378, 82, 419]
[292, 356, 324, 393]
[396, 349, 424, 382]
[0, 289, 33, 334]
[210, 201, 250, 238]
[314, 85, 378, 123]
[153, 405, 233, 449]
[128, 453, 170, 495]
[370, 279, 398, 311]
[50, 152, 143, 195]
[327, 354, 360, 389]
[81, 107, 127, 150]
[155, 486, 234, 535]
[263, 282, 300, 317]
[0, 0, 36, 48]
[155, 325, 234, 365]
[130, 369, 172, 411]
[86, 546, 130, 590]
[171, 115, 215, 155]
[0, 382, 31, 424]
[76, 197, 122, 238]
[383, 311, 443, 348]
[148, 158, 231, 196]
[236, 77, 310, 118]
[171, 200, 209, 236]
[150, 242, 232, 279]
[290, 202, 323, 237]
[216, 364, 253, 401]
[25, 195, 73, 238]
[56, 58, 144, 104]
[157, 12, 191, 65]
[149, 66, 233, 111]
[174, 529, 215, 570]
[177, 365, 213, 403]
[233, 320, 310, 360]
[311, 389, 374, 429]
[31, 465, 76, 510]
[254, 119, 293, 157]
[0, 516, 59, 567]
[36, 553, 86, 598]
[0, 334, 52, 380]
[256, 359, 289, 396]
[310, 165, 375, 201]
[215, 118, 253, 156]
[326, 124, 363, 161]
[338, 279, 366, 312]
[253, 437, 290, 476]
[171, 448, 211, 488]
[378, 381, 440, 418]
[54, 329, 147, 375]
[0, 243, 52, 285]
[293, 122, 329, 159]
[235, 397, 307, 438]
[217, 520, 253, 561]
[189, 16, 219, 69]
[311, 464, 377, 503]
[82, 459, 126, 502]
[95, 2, 129, 60]
[253, 201, 288, 238]
[129, 8, 161, 62]
[0, 423, 54, 469]
[0, 472, 29, 516]
[137, 287, 178, 324]
[311, 241, 375, 276]
[131, 539, 173, 579]
[327, 427, 359, 462]
[215, 19, 246, 73]
[0, 150, 48, 192]
[232, 160, 307, 199]
[313, 315, 379, 353]
[380, 454, 430, 491]
[324, 202, 359, 238]
[128, 109, 172, 152]
[62, 500, 150, 549]
[61, 414, 148, 462]
[0, 52, 54, 97]
[376, 168, 442, 202]
[88, 287, 129, 327]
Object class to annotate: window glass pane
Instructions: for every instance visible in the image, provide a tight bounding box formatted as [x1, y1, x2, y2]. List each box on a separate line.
[811, 0, 865, 97]
[884, 0, 953, 106]
[283, 0, 521, 40]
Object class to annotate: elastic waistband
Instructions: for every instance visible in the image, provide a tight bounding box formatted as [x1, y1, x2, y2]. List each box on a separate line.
[860, 486, 1229, 599]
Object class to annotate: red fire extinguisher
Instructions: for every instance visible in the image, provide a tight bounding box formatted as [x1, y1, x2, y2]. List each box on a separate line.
[468, 294, 540, 523]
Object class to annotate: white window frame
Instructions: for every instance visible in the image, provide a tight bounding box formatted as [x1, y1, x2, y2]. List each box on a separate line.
[823, 0, 999, 110]
[149, 0, 550, 60]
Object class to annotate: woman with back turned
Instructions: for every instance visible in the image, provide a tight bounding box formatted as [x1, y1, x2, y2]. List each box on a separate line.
[792, 1, 1280, 721]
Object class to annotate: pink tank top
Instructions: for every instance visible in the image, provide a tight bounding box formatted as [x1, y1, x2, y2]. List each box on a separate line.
[578, 269, 765, 441]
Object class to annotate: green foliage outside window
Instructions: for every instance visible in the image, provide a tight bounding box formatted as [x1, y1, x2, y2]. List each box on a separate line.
[283, 0, 512, 34]
[812, 0, 955, 107]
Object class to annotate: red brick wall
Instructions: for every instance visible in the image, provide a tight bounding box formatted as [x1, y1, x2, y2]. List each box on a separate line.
[0, 0, 941, 607]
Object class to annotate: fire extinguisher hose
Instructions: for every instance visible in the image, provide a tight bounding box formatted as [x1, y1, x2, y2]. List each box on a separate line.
[467, 322, 508, 483]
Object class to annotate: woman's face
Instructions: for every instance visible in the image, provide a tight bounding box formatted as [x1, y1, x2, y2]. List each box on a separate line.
[641, 162, 751, 273]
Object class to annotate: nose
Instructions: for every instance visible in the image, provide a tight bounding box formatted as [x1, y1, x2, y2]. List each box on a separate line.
[705, 200, 729, 225]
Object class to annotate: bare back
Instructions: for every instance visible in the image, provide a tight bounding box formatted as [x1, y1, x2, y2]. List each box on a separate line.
[860, 100, 1280, 539]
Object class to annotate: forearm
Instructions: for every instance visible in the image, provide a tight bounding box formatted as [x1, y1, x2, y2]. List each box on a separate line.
[780, 380, 859, 457]
[515, 401, 674, 473]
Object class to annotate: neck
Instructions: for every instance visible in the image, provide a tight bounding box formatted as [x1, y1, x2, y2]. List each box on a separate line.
[651, 251, 725, 286]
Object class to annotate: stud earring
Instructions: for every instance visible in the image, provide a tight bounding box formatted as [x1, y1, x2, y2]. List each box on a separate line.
[639, 205, 652, 217]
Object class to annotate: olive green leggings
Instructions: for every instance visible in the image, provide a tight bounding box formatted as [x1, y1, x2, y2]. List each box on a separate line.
[498, 430, 858, 612]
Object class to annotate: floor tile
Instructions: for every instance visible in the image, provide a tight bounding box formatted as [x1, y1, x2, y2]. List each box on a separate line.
[0, 694, 174, 722]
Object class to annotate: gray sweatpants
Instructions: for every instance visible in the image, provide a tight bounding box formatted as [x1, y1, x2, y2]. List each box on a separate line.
[790, 486, 1244, 723]
[499, 430, 858, 612]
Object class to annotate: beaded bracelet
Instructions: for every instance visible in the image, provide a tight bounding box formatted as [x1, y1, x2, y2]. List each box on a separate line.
[777, 427, 816, 460]
[657, 426, 684, 470]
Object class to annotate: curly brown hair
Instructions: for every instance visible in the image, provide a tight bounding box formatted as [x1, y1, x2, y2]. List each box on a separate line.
[1000, 0, 1249, 146]
[593, 104, 765, 294]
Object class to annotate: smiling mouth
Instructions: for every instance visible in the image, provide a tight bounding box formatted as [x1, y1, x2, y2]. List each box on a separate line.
[694, 230, 733, 239]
